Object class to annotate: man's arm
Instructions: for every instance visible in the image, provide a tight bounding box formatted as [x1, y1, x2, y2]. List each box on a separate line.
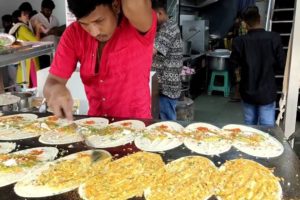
[47, 25, 66, 37]
[229, 38, 241, 69]
[44, 74, 73, 121]
[121, 0, 153, 33]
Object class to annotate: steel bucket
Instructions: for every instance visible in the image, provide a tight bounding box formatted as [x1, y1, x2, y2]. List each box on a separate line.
[206, 49, 231, 71]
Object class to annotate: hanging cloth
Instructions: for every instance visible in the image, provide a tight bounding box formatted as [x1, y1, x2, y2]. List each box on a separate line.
[29, 59, 37, 88]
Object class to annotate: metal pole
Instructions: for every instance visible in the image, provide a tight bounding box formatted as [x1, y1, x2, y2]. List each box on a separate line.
[283, 0, 300, 139]
[265, 0, 275, 31]
[178, 0, 181, 25]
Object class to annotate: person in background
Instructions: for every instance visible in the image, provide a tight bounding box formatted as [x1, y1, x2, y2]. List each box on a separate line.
[43, 0, 156, 120]
[18, 1, 37, 34]
[152, 0, 183, 120]
[9, 9, 42, 88]
[2, 15, 13, 33]
[0, 15, 17, 92]
[19, 2, 38, 19]
[227, 13, 247, 102]
[230, 6, 285, 127]
[31, 0, 64, 46]
[31, 0, 65, 69]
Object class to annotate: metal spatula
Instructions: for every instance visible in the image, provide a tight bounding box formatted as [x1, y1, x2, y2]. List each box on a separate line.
[91, 150, 103, 163]
[77, 129, 102, 163]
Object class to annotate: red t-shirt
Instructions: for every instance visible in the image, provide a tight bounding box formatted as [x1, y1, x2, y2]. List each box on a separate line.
[50, 12, 157, 119]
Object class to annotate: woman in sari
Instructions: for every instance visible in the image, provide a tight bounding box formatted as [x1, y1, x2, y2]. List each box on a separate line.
[9, 9, 42, 88]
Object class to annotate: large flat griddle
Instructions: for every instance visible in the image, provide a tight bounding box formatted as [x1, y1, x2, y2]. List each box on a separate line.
[0, 113, 299, 200]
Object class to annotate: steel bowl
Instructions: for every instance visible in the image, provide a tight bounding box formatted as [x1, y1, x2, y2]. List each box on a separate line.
[206, 49, 231, 71]
[0, 103, 18, 112]
[0, 93, 20, 112]
[11, 92, 34, 112]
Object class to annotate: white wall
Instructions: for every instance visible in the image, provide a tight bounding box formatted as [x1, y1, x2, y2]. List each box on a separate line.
[256, 0, 268, 28]
[0, 0, 66, 28]
[52, 0, 66, 26]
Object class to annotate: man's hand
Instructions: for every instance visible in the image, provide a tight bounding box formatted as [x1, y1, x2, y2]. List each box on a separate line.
[44, 74, 74, 121]
[47, 27, 59, 36]
[46, 25, 66, 37]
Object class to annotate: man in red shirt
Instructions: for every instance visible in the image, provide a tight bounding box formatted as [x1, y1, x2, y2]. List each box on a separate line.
[44, 0, 156, 120]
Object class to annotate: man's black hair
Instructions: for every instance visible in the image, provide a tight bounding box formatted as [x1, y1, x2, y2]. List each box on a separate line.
[31, 10, 38, 17]
[243, 6, 260, 27]
[19, 2, 37, 18]
[2, 14, 12, 23]
[67, 0, 113, 19]
[19, 2, 33, 13]
[151, 0, 167, 11]
[42, 0, 56, 10]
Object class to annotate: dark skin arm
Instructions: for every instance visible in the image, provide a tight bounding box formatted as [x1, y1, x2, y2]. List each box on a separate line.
[47, 25, 66, 36]
[43, 74, 74, 121]
[121, 0, 153, 33]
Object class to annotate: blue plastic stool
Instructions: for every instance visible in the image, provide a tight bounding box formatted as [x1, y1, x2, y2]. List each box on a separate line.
[207, 70, 230, 97]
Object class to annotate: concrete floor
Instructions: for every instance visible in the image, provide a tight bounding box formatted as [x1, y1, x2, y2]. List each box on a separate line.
[193, 94, 243, 125]
[192, 94, 300, 159]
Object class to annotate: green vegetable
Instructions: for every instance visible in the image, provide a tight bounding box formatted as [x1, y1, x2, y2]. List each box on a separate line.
[0, 36, 11, 46]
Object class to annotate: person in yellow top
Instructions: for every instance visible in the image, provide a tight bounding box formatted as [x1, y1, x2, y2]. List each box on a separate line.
[9, 9, 42, 88]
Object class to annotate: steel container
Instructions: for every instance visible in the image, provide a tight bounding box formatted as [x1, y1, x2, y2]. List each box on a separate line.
[206, 49, 231, 71]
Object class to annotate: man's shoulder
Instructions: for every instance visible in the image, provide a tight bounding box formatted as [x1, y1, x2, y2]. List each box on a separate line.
[31, 12, 43, 20]
[268, 31, 281, 38]
[119, 14, 157, 46]
[165, 18, 179, 30]
[51, 15, 59, 23]
[250, 30, 281, 43]
[160, 18, 180, 36]
[167, 18, 178, 26]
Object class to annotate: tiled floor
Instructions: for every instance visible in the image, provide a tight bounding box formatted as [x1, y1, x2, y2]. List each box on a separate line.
[192, 94, 300, 159]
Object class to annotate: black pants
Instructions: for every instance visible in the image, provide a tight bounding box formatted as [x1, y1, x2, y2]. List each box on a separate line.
[39, 55, 51, 69]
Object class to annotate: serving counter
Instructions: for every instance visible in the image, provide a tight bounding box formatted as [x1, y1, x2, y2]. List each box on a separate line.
[0, 113, 299, 200]
[0, 42, 54, 89]
[0, 42, 54, 67]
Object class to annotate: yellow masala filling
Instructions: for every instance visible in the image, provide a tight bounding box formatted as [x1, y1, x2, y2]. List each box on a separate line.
[83, 152, 165, 200]
[182, 126, 225, 143]
[0, 153, 40, 173]
[79, 125, 136, 140]
[54, 123, 78, 135]
[223, 128, 266, 146]
[146, 156, 218, 200]
[142, 124, 181, 141]
[35, 153, 111, 190]
[216, 159, 281, 200]
[0, 116, 33, 129]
